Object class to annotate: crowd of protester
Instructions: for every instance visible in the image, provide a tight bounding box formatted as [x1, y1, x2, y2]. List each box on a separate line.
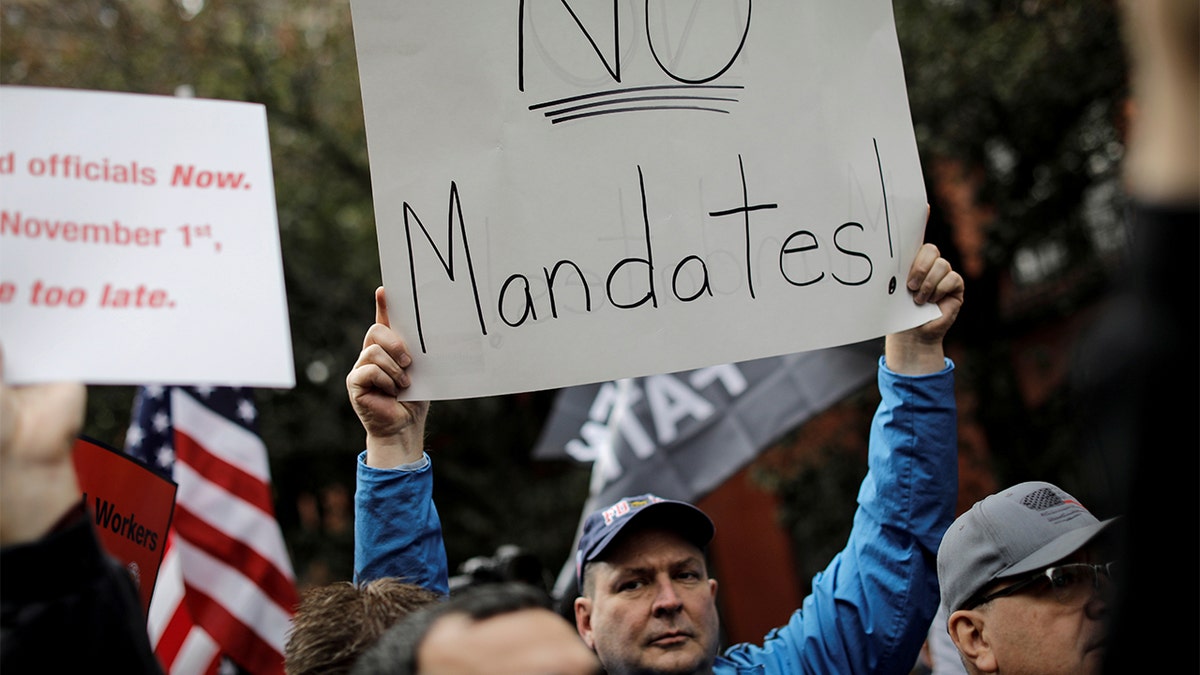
[1, 0, 1194, 672]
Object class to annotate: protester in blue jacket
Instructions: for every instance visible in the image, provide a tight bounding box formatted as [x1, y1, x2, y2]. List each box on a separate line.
[347, 242, 963, 674]
[346, 286, 448, 596]
[573, 244, 961, 675]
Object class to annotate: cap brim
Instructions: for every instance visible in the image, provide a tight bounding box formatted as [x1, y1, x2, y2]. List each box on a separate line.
[1000, 516, 1119, 578]
[589, 501, 715, 565]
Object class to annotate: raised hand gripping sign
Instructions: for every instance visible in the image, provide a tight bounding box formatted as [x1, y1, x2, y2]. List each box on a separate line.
[351, 1, 936, 400]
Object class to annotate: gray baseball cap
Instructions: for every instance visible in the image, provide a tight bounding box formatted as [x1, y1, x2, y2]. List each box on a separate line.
[937, 481, 1117, 613]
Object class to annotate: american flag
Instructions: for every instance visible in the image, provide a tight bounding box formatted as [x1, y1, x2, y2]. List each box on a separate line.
[125, 385, 299, 675]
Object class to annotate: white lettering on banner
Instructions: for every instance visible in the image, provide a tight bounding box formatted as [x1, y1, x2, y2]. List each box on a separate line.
[645, 374, 716, 445]
[568, 380, 647, 492]
[564, 363, 749, 490]
[570, 418, 622, 493]
[689, 364, 748, 397]
[567, 381, 653, 457]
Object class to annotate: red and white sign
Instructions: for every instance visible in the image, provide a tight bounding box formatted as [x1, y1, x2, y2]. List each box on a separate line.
[0, 86, 294, 388]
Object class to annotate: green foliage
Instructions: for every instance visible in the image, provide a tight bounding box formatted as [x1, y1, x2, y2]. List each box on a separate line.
[894, 0, 1129, 501]
[897, 0, 1127, 274]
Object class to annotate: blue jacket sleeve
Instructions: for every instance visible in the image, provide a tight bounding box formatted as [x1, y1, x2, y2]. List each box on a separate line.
[717, 357, 957, 675]
[353, 451, 450, 596]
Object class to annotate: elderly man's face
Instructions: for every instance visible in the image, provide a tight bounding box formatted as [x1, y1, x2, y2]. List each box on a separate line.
[948, 551, 1113, 675]
[574, 527, 720, 675]
[418, 606, 601, 675]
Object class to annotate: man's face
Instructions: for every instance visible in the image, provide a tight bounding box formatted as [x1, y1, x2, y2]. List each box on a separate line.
[574, 527, 720, 675]
[418, 606, 602, 675]
[950, 552, 1113, 675]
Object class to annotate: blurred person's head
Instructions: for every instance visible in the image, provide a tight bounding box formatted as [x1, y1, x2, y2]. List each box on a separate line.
[284, 577, 441, 675]
[937, 481, 1118, 675]
[352, 581, 600, 675]
[572, 494, 720, 675]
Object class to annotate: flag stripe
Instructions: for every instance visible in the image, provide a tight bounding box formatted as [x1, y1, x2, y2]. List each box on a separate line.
[173, 461, 295, 577]
[126, 385, 297, 675]
[171, 388, 272, 481]
[175, 536, 294, 655]
[171, 625, 221, 675]
[172, 506, 298, 611]
[176, 431, 275, 515]
[147, 538, 185, 646]
[146, 536, 195, 673]
[181, 582, 286, 675]
[155, 607, 194, 672]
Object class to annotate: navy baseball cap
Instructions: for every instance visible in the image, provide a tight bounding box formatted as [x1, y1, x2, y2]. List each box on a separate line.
[575, 494, 714, 587]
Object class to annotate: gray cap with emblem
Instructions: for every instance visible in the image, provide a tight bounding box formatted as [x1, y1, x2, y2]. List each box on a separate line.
[937, 481, 1117, 613]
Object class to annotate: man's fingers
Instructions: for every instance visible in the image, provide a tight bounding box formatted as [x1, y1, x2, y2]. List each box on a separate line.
[364, 363, 402, 397]
[907, 242, 951, 305]
[352, 342, 411, 390]
[364, 290, 414, 370]
[907, 243, 940, 293]
[914, 257, 953, 304]
[374, 286, 389, 329]
[933, 269, 965, 304]
[926, 270, 965, 330]
[361, 324, 413, 367]
[348, 360, 406, 401]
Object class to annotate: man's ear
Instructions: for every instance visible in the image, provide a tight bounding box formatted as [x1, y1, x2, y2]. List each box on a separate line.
[574, 596, 596, 649]
[948, 609, 998, 673]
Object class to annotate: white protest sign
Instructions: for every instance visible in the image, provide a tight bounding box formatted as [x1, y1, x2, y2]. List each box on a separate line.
[0, 86, 294, 387]
[351, 1, 936, 400]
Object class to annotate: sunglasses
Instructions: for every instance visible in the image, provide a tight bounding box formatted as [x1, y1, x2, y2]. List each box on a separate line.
[966, 561, 1117, 609]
